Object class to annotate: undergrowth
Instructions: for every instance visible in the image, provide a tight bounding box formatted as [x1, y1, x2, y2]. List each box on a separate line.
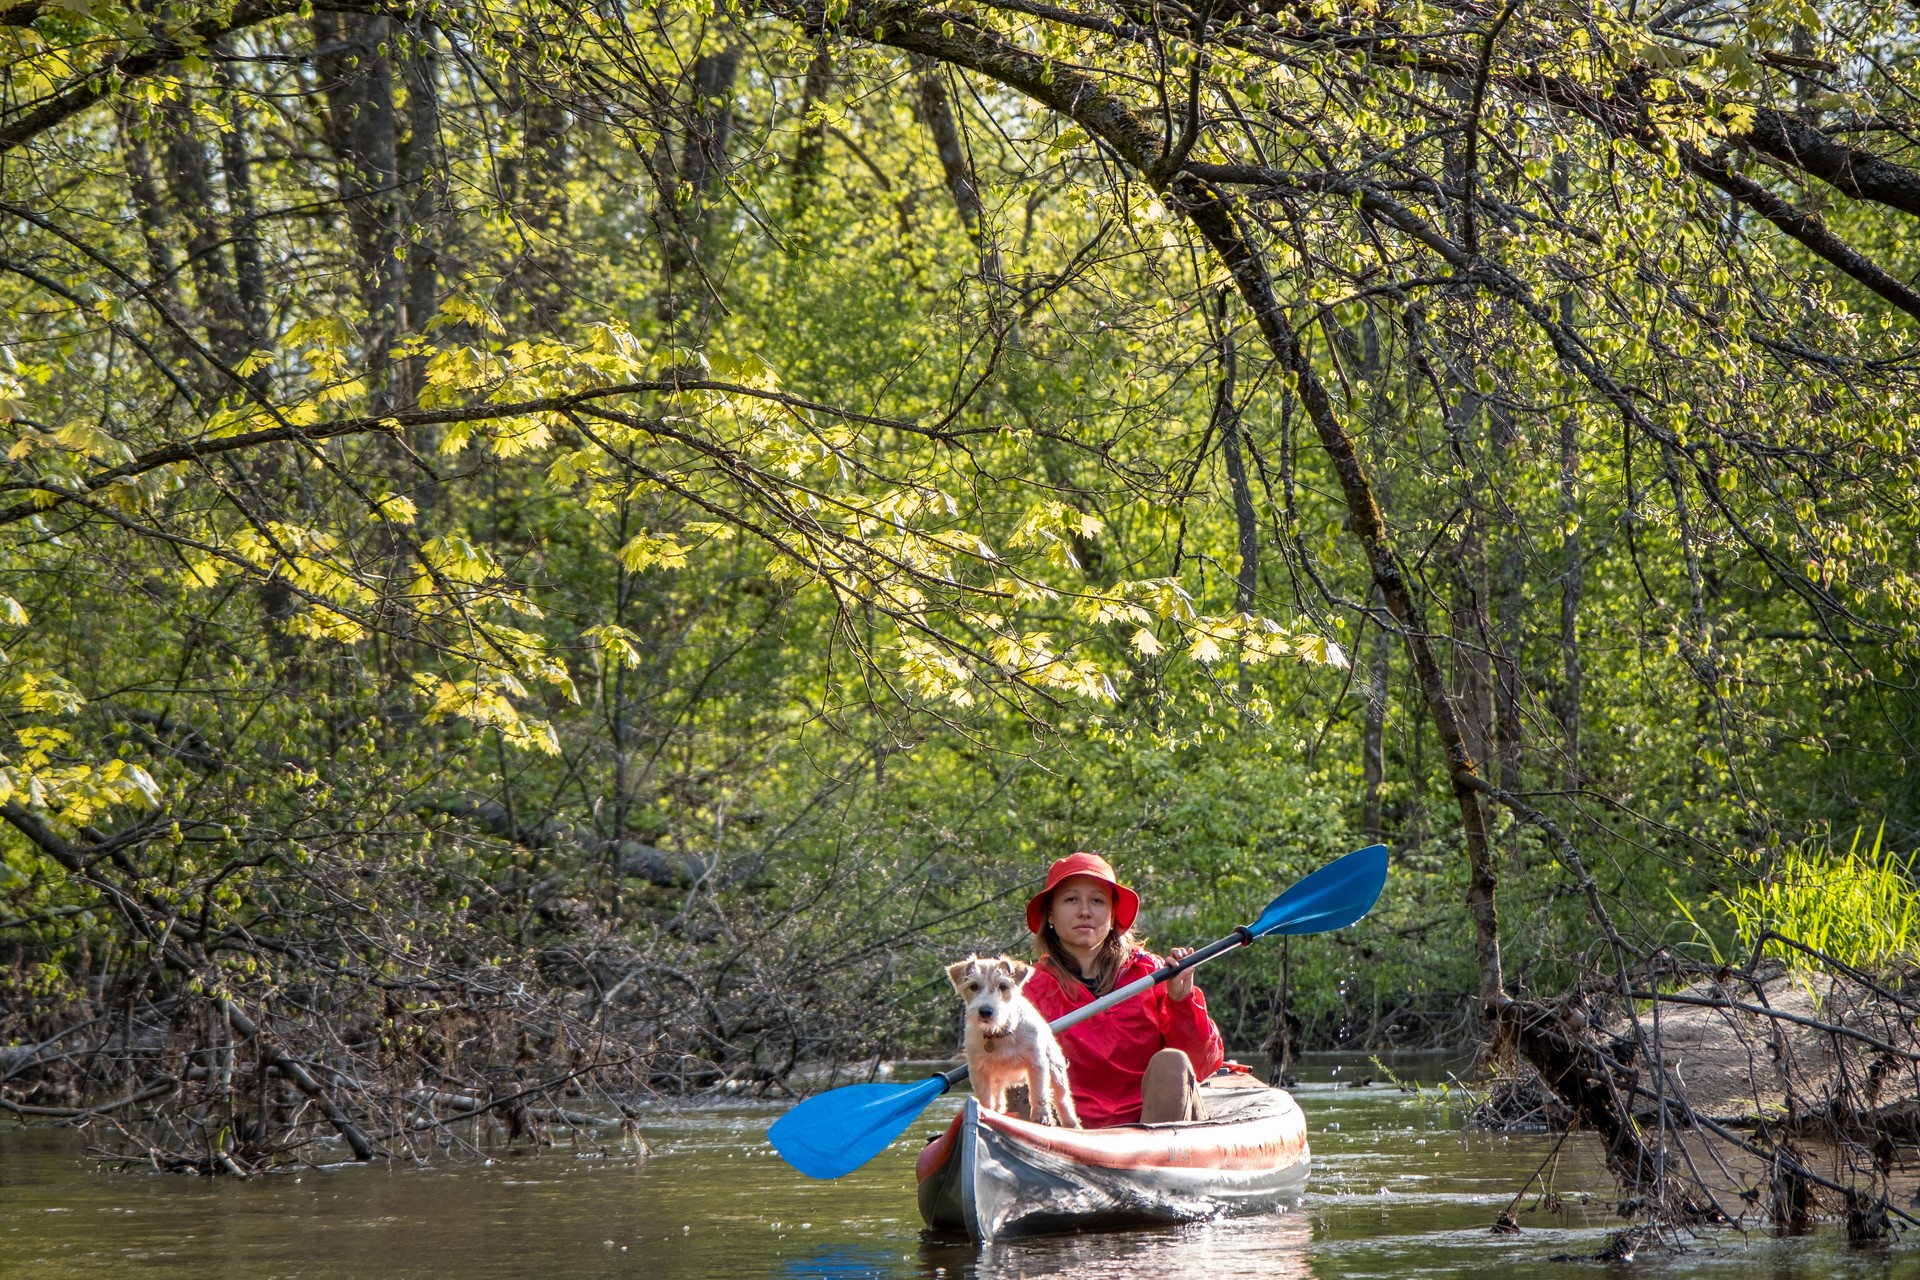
[1678, 826, 1920, 974]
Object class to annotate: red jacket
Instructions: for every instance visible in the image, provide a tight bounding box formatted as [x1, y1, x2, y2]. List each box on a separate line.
[1024, 951, 1225, 1127]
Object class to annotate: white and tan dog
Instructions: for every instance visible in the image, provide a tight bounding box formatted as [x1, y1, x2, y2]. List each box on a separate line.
[946, 953, 1081, 1128]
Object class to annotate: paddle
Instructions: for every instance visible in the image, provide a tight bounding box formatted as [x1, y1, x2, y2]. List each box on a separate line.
[768, 843, 1389, 1179]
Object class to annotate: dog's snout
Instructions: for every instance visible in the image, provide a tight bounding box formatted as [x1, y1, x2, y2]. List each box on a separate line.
[976, 1004, 996, 1021]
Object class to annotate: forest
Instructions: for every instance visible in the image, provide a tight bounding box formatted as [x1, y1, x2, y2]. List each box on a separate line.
[2, 0, 1919, 1228]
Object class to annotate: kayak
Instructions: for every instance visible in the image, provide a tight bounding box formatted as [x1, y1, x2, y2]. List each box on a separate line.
[914, 1074, 1310, 1242]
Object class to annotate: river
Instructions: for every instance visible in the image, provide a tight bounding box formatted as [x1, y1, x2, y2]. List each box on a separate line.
[1, 1053, 1911, 1277]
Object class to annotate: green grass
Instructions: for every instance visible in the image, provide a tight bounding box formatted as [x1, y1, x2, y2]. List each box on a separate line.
[1719, 826, 1920, 974]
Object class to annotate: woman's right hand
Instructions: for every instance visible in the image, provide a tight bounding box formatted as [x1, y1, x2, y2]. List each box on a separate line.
[1166, 947, 1195, 1000]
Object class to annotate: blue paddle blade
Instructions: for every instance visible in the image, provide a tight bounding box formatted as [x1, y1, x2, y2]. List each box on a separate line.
[1247, 844, 1389, 938]
[767, 1073, 950, 1179]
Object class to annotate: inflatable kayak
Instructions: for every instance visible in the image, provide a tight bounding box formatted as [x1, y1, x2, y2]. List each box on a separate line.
[914, 1074, 1310, 1242]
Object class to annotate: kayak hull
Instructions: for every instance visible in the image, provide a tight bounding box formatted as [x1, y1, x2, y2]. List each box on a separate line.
[915, 1077, 1309, 1242]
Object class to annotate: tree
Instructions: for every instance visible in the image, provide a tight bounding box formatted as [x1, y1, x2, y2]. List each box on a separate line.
[3, 0, 1920, 1221]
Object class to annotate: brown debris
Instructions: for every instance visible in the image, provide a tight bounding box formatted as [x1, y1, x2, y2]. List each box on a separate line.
[1495, 962, 1920, 1236]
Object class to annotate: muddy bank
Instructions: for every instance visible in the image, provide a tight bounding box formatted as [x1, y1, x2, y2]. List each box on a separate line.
[1481, 966, 1920, 1139]
[1625, 970, 1920, 1136]
[1467, 962, 1920, 1238]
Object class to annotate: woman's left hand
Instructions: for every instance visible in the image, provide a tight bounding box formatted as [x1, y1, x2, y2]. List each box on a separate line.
[1167, 947, 1195, 1000]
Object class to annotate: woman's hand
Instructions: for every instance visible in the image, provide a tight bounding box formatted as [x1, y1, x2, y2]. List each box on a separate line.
[1167, 947, 1195, 1000]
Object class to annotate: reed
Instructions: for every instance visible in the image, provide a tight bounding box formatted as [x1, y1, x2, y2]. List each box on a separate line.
[1720, 826, 1920, 974]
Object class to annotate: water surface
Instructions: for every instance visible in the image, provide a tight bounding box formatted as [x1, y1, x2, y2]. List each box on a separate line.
[2, 1053, 1913, 1277]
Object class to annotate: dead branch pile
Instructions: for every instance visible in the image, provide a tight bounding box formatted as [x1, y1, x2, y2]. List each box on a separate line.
[1467, 1067, 1574, 1133]
[1496, 944, 1920, 1239]
[0, 803, 931, 1174]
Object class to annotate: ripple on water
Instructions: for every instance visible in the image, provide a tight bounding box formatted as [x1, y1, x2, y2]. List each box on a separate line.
[2, 1052, 1915, 1279]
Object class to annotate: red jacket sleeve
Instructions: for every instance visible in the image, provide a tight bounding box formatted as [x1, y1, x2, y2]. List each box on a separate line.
[1156, 980, 1225, 1079]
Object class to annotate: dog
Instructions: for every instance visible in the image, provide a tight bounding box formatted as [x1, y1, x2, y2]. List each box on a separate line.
[945, 953, 1080, 1128]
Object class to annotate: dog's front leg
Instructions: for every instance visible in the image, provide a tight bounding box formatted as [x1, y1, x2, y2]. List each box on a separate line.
[1048, 1056, 1081, 1129]
[1029, 1070, 1056, 1127]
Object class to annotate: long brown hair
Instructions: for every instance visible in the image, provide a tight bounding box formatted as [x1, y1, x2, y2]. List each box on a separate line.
[1036, 921, 1141, 997]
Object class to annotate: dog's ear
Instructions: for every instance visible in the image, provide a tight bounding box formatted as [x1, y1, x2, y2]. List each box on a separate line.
[1005, 957, 1035, 989]
[946, 956, 978, 992]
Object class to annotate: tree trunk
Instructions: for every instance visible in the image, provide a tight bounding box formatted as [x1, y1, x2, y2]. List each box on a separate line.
[789, 44, 833, 216]
[313, 14, 402, 403]
[917, 63, 1110, 587]
[160, 93, 250, 376]
[1362, 597, 1391, 841]
[1358, 310, 1392, 840]
[1170, 174, 1504, 1014]
[214, 58, 270, 394]
[1443, 388, 1494, 783]
[505, 78, 572, 334]
[915, 58, 990, 266]
[1214, 289, 1259, 704]
[658, 48, 740, 341]
[397, 20, 445, 394]
[1216, 291, 1257, 615]
[117, 106, 179, 314]
[1552, 153, 1583, 786]
[1490, 405, 1524, 792]
[1556, 375, 1583, 788]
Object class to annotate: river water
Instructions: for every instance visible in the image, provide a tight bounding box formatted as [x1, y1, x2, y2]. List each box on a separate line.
[1, 1053, 1913, 1278]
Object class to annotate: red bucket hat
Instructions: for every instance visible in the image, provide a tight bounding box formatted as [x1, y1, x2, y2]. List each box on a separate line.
[1025, 851, 1140, 935]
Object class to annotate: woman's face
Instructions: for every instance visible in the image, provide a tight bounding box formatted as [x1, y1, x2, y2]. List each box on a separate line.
[1048, 874, 1114, 962]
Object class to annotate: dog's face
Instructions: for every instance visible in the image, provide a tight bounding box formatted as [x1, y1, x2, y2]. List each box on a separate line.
[946, 954, 1034, 1037]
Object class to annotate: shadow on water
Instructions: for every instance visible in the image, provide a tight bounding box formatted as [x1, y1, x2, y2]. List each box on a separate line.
[3, 1052, 1919, 1278]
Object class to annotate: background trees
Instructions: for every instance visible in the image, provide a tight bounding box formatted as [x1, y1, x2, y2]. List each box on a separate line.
[1, 0, 1917, 1185]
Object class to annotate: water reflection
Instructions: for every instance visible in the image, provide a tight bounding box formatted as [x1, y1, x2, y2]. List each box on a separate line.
[780, 1247, 905, 1280]
[930, 1213, 1314, 1280]
[772, 1214, 1314, 1280]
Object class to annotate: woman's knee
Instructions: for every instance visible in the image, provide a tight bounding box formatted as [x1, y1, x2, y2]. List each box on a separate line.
[1140, 1049, 1204, 1123]
[1147, 1048, 1195, 1077]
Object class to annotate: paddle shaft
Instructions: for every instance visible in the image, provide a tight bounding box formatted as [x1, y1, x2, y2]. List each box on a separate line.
[1043, 925, 1248, 1035]
[1036, 932, 1244, 1043]
[935, 925, 1254, 1090]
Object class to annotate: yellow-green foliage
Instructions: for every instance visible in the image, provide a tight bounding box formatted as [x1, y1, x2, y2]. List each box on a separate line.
[1723, 827, 1920, 974]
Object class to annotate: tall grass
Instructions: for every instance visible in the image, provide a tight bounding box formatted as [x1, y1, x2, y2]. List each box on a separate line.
[1718, 826, 1920, 974]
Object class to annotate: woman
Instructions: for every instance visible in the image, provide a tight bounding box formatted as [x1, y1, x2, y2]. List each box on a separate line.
[1021, 851, 1224, 1126]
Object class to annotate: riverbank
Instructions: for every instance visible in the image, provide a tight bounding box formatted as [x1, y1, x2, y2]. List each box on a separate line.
[1477, 967, 1920, 1137]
